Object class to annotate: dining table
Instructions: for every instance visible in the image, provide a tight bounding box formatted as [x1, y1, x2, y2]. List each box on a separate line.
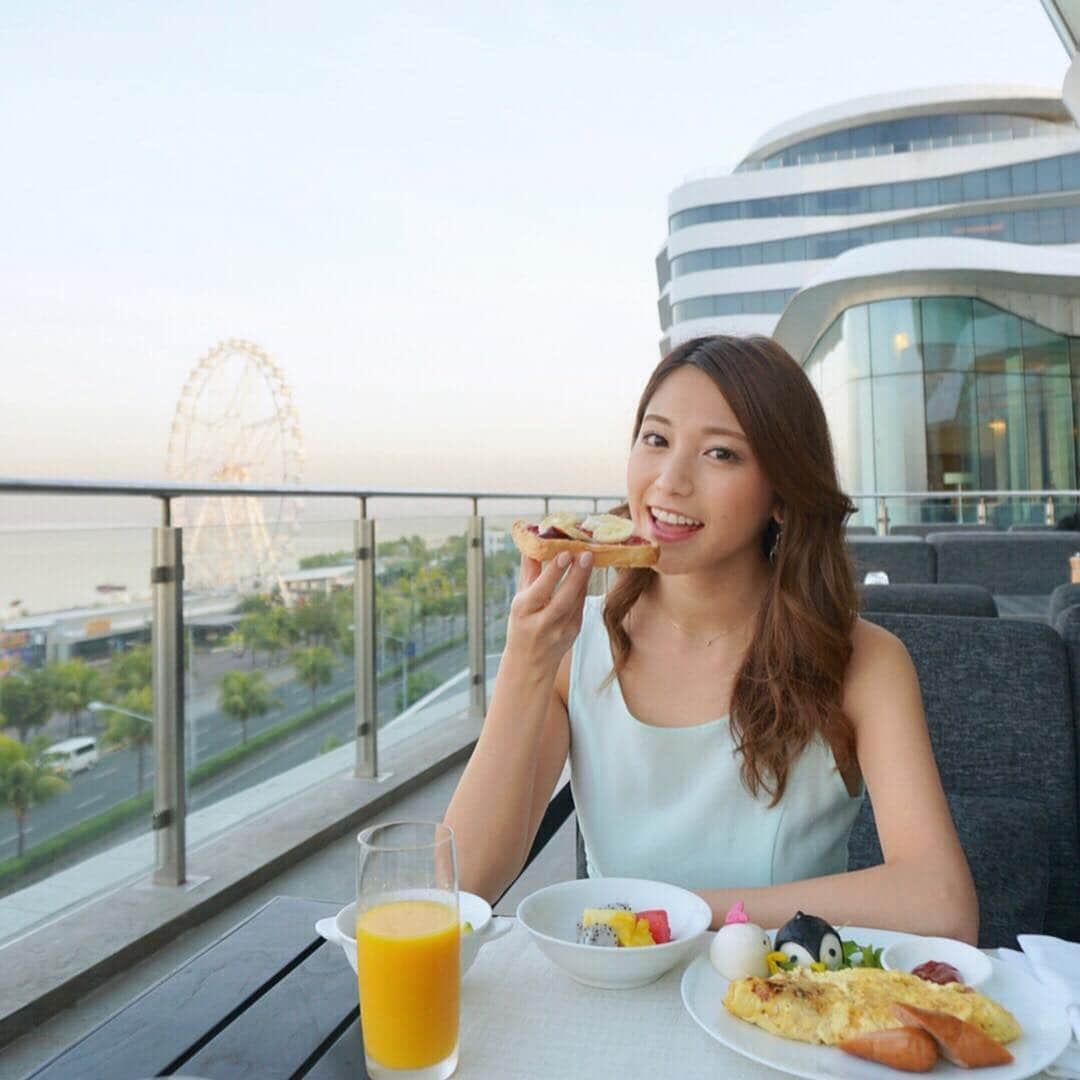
[25, 895, 1059, 1079]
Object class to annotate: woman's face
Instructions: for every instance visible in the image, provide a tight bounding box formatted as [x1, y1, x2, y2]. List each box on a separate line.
[627, 365, 777, 574]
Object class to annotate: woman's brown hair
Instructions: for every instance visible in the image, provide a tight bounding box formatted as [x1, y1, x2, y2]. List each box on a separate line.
[604, 335, 859, 805]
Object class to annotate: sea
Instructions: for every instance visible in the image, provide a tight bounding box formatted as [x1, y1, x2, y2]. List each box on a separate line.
[0, 493, 574, 618]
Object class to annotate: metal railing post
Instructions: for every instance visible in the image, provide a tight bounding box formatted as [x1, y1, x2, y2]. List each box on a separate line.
[354, 512, 378, 779]
[1045, 495, 1056, 526]
[467, 512, 486, 718]
[875, 497, 889, 536]
[151, 522, 186, 886]
[977, 497, 988, 524]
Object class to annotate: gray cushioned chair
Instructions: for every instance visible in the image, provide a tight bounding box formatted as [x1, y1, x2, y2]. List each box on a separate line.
[847, 537, 936, 584]
[929, 532, 1080, 596]
[1050, 582, 1080, 623]
[1008, 523, 1054, 531]
[890, 524, 999, 538]
[844, 525, 877, 537]
[859, 583, 997, 617]
[848, 614, 1080, 947]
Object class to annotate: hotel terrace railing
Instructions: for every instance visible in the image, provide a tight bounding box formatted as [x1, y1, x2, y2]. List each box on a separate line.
[0, 478, 1076, 907]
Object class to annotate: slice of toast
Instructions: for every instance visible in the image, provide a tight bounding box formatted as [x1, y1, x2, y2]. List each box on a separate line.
[511, 520, 658, 568]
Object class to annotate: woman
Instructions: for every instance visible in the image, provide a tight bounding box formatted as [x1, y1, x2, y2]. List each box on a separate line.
[444, 335, 978, 942]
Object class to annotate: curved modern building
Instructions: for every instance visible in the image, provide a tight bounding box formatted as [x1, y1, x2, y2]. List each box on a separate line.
[657, 85, 1080, 523]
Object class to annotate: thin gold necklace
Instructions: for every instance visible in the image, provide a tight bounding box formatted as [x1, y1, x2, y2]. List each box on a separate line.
[659, 608, 751, 647]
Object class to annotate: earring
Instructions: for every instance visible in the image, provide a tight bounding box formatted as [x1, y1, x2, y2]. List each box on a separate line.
[768, 523, 782, 564]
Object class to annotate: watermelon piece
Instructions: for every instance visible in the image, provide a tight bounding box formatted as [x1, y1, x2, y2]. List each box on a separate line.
[635, 909, 671, 944]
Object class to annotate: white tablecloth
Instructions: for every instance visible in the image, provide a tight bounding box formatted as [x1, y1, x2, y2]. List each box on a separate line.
[458, 920, 781, 1078]
[458, 921, 1055, 1079]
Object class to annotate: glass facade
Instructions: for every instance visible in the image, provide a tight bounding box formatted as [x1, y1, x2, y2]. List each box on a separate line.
[739, 113, 1067, 172]
[667, 204, 1080, 281]
[669, 150, 1080, 232]
[805, 297, 1080, 523]
[669, 288, 796, 327]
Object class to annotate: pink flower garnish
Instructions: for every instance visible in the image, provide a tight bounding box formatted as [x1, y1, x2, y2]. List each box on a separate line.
[723, 901, 749, 926]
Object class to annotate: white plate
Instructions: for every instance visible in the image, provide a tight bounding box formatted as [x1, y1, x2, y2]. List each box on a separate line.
[681, 926, 1073, 1080]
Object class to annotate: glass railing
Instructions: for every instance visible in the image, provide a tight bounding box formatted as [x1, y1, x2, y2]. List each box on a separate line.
[3, 479, 1075, 946]
[847, 489, 1080, 532]
[0, 480, 619, 944]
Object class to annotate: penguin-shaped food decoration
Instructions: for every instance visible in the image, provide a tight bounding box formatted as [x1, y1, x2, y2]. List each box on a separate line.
[774, 911, 843, 970]
[708, 901, 772, 980]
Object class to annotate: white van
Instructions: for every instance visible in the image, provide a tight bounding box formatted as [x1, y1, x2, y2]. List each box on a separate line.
[42, 737, 99, 776]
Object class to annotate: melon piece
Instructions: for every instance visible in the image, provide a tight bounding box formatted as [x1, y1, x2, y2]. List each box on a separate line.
[636, 909, 671, 944]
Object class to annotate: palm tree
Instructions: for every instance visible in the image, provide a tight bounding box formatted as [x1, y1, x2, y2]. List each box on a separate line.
[0, 735, 68, 857]
[99, 687, 154, 795]
[0, 670, 51, 743]
[51, 660, 105, 735]
[109, 644, 152, 695]
[218, 671, 275, 745]
[294, 646, 335, 710]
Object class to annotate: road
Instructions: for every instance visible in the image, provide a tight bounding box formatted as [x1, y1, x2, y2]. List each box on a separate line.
[0, 611, 496, 863]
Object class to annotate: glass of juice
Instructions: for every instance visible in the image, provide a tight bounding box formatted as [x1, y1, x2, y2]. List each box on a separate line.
[356, 821, 460, 1080]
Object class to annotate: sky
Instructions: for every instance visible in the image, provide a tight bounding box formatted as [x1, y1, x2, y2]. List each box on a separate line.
[0, 0, 1071, 512]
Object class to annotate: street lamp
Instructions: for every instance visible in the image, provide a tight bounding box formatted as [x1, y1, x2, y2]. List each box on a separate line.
[88, 700, 196, 778]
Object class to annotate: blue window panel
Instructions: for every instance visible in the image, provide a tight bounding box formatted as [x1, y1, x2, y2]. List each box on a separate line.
[893, 183, 917, 210]
[1062, 153, 1080, 191]
[762, 239, 785, 262]
[915, 179, 939, 206]
[673, 297, 716, 321]
[917, 219, 944, 237]
[783, 236, 806, 260]
[1013, 210, 1039, 243]
[893, 221, 918, 239]
[940, 174, 965, 203]
[742, 243, 763, 265]
[823, 128, 851, 154]
[1038, 207, 1065, 243]
[1011, 161, 1038, 196]
[1065, 206, 1080, 242]
[716, 294, 742, 315]
[962, 170, 988, 201]
[929, 114, 960, 139]
[1037, 157, 1063, 193]
[869, 184, 894, 212]
[987, 214, 1012, 242]
[986, 166, 1011, 199]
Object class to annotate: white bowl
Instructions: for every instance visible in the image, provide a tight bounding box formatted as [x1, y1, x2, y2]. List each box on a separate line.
[315, 891, 513, 978]
[881, 934, 992, 988]
[516, 877, 712, 990]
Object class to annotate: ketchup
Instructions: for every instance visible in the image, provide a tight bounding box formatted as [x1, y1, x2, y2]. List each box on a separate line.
[911, 960, 962, 985]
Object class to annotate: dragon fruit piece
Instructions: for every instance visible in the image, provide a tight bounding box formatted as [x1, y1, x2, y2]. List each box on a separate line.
[605, 901, 633, 912]
[580, 923, 619, 947]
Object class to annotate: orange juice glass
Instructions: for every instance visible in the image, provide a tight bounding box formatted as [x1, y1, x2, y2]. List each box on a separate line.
[356, 822, 460, 1079]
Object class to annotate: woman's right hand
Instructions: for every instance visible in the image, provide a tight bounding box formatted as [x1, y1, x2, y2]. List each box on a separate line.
[504, 550, 594, 675]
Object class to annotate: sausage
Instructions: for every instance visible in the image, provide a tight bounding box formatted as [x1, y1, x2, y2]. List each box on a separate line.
[839, 1026, 938, 1072]
[891, 1003, 1014, 1067]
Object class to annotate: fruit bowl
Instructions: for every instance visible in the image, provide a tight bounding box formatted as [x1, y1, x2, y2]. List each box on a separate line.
[316, 891, 513, 978]
[516, 877, 712, 989]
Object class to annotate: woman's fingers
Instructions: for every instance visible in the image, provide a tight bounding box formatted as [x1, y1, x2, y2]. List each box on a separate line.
[514, 552, 571, 613]
[514, 550, 593, 616]
[548, 552, 593, 619]
[518, 553, 542, 591]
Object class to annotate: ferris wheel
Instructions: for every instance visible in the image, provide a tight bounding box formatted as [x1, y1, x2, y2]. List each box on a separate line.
[166, 338, 304, 598]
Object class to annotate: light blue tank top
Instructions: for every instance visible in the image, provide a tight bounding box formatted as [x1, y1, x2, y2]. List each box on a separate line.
[568, 596, 864, 889]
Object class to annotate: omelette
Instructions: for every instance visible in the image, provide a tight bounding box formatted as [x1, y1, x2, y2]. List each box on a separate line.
[723, 967, 1021, 1046]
